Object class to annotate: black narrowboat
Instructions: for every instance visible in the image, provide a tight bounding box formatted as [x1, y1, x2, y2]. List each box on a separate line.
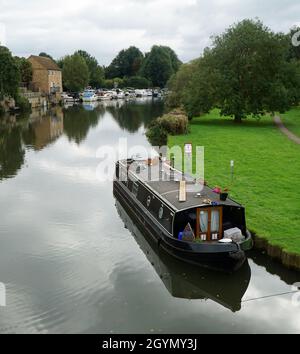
[115, 199, 251, 311]
[113, 158, 253, 272]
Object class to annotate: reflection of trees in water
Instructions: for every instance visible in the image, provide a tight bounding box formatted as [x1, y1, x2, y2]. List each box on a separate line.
[0, 107, 64, 180]
[0, 101, 163, 180]
[0, 125, 25, 180]
[107, 100, 164, 133]
[63, 105, 105, 144]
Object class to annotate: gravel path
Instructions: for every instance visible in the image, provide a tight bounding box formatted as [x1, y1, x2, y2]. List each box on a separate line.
[273, 115, 300, 145]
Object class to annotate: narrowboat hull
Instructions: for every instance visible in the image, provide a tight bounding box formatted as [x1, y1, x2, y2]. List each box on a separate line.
[114, 179, 252, 272]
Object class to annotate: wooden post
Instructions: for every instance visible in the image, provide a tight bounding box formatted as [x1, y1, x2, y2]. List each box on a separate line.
[179, 181, 187, 202]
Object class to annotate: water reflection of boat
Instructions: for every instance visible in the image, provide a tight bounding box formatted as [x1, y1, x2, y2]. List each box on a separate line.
[82, 102, 99, 111]
[115, 199, 251, 312]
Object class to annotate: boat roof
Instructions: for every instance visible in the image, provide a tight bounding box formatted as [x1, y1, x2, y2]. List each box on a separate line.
[120, 159, 243, 212]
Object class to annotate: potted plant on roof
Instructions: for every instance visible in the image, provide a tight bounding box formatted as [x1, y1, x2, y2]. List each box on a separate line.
[220, 188, 229, 201]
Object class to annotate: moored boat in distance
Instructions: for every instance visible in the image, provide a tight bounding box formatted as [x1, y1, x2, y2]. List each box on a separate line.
[82, 89, 98, 102]
[113, 158, 253, 272]
[61, 92, 75, 102]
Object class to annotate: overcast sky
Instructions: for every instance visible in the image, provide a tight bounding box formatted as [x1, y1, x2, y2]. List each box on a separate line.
[0, 0, 299, 65]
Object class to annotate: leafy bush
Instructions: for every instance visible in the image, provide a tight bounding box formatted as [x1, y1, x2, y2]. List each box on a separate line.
[103, 78, 125, 89]
[146, 108, 189, 146]
[146, 121, 168, 146]
[123, 76, 152, 89]
[15, 94, 31, 113]
[157, 108, 189, 135]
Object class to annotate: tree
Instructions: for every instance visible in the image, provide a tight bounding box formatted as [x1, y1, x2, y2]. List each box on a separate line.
[287, 26, 300, 61]
[166, 59, 199, 109]
[0, 46, 20, 99]
[105, 46, 144, 79]
[140, 45, 181, 87]
[182, 19, 300, 122]
[39, 52, 55, 61]
[62, 54, 89, 92]
[14, 57, 32, 87]
[123, 76, 151, 89]
[75, 50, 104, 88]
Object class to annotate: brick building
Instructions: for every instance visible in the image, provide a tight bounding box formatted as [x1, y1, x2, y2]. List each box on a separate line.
[28, 55, 62, 95]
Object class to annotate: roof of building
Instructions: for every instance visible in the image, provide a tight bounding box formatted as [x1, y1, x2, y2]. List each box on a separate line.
[120, 159, 243, 211]
[29, 55, 61, 71]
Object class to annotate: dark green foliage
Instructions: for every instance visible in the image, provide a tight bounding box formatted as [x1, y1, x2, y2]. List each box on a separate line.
[146, 120, 168, 146]
[0, 125, 25, 180]
[166, 60, 199, 110]
[287, 27, 300, 61]
[39, 52, 55, 61]
[14, 57, 32, 87]
[102, 78, 126, 89]
[123, 76, 152, 89]
[105, 46, 144, 79]
[62, 54, 89, 92]
[15, 94, 31, 113]
[0, 46, 20, 99]
[75, 50, 104, 88]
[172, 19, 300, 121]
[140, 45, 181, 88]
[146, 109, 188, 146]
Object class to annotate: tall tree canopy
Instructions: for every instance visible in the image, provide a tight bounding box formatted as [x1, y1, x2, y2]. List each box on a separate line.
[0, 46, 20, 99]
[39, 52, 55, 61]
[140, 45, 181, 88]
[14, 57, 32, 87]
[105, 46, 144, 79]
[166, 59, 200, 110]
[288, 26, 300, 61]
[180, 19, 300, 121]
[75, 50, 104, 88]
[62, 54, 89, 92]
[123, 76, 151, 89]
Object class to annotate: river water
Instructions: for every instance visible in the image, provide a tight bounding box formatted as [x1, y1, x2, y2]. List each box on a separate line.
[0, 99, 299, 334]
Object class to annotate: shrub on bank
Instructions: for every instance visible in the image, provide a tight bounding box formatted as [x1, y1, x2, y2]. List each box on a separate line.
[15, 95, 31, 113]
[146, 121, 168, 146]
[146, 108, 189, 146]
[158, 108, 189, 135]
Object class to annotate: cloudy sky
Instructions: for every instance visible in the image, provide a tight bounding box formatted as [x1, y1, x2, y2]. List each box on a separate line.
[0, 0, 299, 65]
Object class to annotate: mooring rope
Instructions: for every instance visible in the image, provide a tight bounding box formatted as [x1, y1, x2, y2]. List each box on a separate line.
[242, 290, 299, 303]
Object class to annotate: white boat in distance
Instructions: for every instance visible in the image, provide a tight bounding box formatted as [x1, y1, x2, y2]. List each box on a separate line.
[98, 91, 113, 100]
[82, 89, 98, 102]
[135, 89, 153, 98]
[61, 93, 75, 102]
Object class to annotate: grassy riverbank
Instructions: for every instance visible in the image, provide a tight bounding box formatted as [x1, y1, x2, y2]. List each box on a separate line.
[168, 109, 300, 259]
[281, 107, 300, 137]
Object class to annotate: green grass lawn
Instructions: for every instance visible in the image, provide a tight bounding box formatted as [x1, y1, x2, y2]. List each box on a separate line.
[281, 107, 300, 137]
[168, 109, 300, 255]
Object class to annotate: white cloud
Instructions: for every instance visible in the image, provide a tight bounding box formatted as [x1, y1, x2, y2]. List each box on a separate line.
[0, 22, 6, 46]
[0, 0, 299, 64]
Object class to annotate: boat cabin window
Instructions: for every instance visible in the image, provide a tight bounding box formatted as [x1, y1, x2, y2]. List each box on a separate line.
[132, 182, 139, 198]
[196, 207, 223, 241]
[119, 166, 128, 185]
